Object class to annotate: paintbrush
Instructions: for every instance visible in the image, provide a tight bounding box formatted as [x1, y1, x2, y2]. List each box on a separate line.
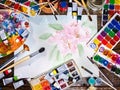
[0, 47, 45, 74]
[81, 0, 92, 21]
[48, 2, 58, 20]
[87, 56, 114, 86]
[74, 0, 92, 21]
[0, 44, 30, 70]
[81, 66, 117, 90]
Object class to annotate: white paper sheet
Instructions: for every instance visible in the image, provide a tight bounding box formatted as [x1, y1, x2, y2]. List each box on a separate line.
[14, 15, 99, 78]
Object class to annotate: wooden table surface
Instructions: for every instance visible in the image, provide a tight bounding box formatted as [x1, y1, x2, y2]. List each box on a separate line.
[0, 0, 120, 90]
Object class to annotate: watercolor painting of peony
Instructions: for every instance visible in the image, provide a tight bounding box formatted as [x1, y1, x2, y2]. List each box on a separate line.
[14, 15, 99, 78]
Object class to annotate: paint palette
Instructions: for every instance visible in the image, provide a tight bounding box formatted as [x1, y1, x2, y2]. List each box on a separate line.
[0, 0, 40, 16]
[93, 45, 120, 77]
[102, 0, 120, 26]
[30, 59, 81, 90]
[87, 13, 120, 55]
[0, 10, 30, 58]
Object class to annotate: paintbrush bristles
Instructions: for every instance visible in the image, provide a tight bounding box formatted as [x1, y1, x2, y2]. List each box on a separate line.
[0, 47, 45, 74]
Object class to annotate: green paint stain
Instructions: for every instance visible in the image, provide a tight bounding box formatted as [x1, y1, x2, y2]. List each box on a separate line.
[49, 45, 57, 59]
[104, 4, 108, 9]
[94, 55, 101, 61]
[77, 44, 84, 56]
[104, 27, 110, 33]
[56, 50, 60, 61]
[115, 68, 120, 74]
[49, 24, 64, 31]
[39, 33, 52, 40]
[109, 31, 115, 37]
[0, 38, 2, 42]
[110, 0, 115, 4]
[0, 0, 6, 4]
[30, 2, 36, 7]
[64, 53, 72, 61]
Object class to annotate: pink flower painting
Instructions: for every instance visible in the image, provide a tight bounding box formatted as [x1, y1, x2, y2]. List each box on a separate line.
[48, 21, 91, 56]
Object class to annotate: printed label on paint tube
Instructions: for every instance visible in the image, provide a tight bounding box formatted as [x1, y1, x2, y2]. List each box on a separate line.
[78, 7, 83, 15]
[67, 7, 72, 15]
[13, 80, 24, 89]
[72, 3, 77, 11]
[3, 77, 13, 86]
[0, 73, 4, 79]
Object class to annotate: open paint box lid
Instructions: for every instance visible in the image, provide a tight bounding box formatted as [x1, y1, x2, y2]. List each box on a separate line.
[0, 10, 30, 58]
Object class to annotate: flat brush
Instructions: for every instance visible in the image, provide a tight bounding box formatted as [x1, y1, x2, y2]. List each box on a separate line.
[0, 47, 45, 74]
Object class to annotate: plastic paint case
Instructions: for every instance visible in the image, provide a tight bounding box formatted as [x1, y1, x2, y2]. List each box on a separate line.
[102, 0, 120, 26]
[29, 59, 82, 90]
[87, 13, 120, 57]
[0, 0, 39, 17]
[92, 45, 120, 77]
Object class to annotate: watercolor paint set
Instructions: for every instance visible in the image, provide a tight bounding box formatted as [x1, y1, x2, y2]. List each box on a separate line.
[30, 59, 81, 90]
[92, 45, 120, 77]
[0, 10, 30, 58]
[87, 13, 120, 56]
[102, 0, 120, 26]
[0, 0, 40, 16]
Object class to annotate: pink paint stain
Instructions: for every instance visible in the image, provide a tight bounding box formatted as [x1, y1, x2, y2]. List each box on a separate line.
[49, 21, 91, 55]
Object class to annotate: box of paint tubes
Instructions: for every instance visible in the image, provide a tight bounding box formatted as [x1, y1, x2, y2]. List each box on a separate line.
[29, 59, 82, 90]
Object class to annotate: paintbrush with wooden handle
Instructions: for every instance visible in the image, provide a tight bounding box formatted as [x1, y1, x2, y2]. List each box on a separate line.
[0, 47, 45, 74]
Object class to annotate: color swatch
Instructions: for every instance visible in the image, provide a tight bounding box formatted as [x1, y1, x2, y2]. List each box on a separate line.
[102, 0, 120, 25]
[0, 0, 40, 16]
[30, 59, 81, 90]
[93, 45, 120, 77]
[88, 13, 120, 53]
[0, 10, 30, 58]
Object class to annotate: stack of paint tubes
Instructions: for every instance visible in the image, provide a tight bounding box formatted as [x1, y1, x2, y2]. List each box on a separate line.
[0, 68, 25, 89]
[67, 0, 83, 21]
[2, 75, 25, 89]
